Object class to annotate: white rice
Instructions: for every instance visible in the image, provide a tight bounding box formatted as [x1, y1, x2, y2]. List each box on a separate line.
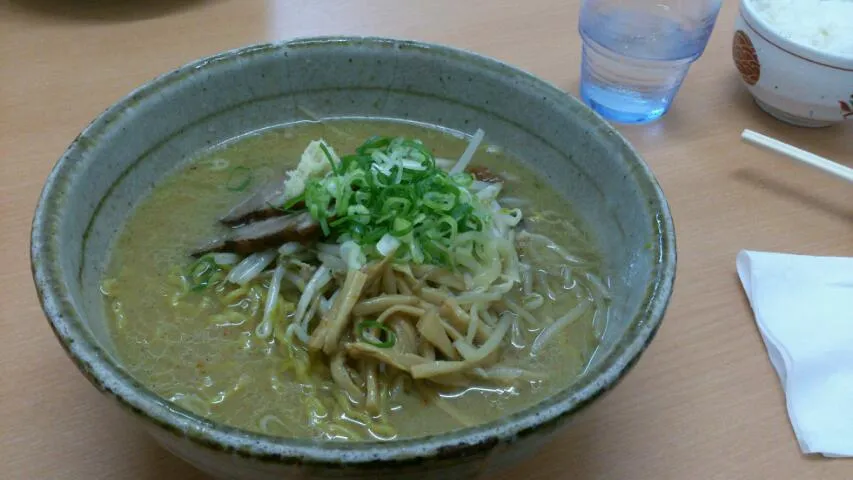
[749, 0, 853, 57]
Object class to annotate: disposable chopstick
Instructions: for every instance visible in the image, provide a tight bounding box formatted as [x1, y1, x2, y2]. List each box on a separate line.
[741, 129, 853, 184]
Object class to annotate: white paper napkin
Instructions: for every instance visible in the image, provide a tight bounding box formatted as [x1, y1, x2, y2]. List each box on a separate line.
[736, 250, 853, 457]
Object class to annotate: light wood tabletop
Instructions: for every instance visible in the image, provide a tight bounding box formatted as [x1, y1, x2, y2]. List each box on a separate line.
[2, 1, 851, 479]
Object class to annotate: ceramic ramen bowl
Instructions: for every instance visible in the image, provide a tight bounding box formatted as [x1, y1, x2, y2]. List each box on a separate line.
[733, 0, 853, 127]
[31, 37, 676, 479]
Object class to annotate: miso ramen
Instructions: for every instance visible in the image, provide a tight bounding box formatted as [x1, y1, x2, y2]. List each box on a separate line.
[102, 120, 610, 441]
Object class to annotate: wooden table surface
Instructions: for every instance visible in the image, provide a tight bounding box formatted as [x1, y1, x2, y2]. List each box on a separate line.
[2, 1, 851, 479]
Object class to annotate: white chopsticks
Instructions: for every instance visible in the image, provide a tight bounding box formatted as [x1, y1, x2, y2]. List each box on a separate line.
[741, 129, 853, 184]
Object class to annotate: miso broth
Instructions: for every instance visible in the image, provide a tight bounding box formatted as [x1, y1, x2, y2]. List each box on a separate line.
[102, 120, 609, 441]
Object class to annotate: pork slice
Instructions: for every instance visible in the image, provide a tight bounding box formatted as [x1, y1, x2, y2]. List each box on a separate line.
[219, 176, 288, 226]
[192, 211, 320, 256]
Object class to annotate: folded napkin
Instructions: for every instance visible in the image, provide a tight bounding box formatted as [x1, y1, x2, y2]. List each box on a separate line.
[737, 250, 853, 457]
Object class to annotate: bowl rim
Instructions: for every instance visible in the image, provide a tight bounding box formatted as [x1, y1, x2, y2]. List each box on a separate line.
[739, 0, 853, 70]
[31, 35, 676, 466]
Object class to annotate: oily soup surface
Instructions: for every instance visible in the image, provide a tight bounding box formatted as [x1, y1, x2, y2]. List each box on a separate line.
[104, 120, 606, 440]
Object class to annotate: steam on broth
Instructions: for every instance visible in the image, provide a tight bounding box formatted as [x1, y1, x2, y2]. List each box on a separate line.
[102, 120, 610, 441]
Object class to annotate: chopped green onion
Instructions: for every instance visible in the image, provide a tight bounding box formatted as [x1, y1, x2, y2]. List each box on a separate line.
[356, 136, 392, 155]
[356, 320, 397, 348]
[436, 216, 458, 238]
[319, 221, 330, 236]
[381, 196, 412, 215]
[329, 216, 351, 227]
[392, 218, 413, 237]
[354, 190, 371, 205]
[451, 172, 474, 187]
[305, 180, 332, 235]
[423, 192, 456, 211]
[187, 255, 220, 291]
[283, 193, 306, 210]
[266, 193, 306, 213]
[400, 139, 434, 166]
[340, 154, 363, 172]
[318, 142, 339, 175]
[347, 205, 371, 225]
[226, 166, 253, 192]
[301, 134, 507, 269]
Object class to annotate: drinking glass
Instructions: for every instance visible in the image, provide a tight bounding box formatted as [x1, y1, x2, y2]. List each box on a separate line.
[578, 0, 723, 124]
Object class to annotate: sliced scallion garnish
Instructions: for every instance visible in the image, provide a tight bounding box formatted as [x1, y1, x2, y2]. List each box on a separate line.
[226, 166, 253, 192]
[318, 142, 339, 175]
[451, 172, 474, 187]
[301, 135, 493, 268]
[266, 192, 308, 214]
[282, 193, 306, 210]
[187, 255, 220, 291]
[356, 320, 397, 348]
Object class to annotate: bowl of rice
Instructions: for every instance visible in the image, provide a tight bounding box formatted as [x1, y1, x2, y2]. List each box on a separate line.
[732, 0, 853, 127]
